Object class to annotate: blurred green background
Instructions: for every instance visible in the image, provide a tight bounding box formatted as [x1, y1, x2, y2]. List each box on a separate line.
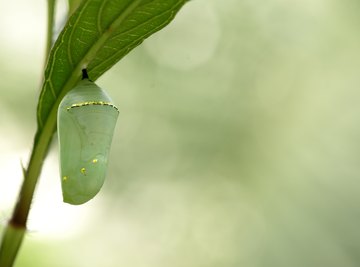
[1, 0, 360, 266]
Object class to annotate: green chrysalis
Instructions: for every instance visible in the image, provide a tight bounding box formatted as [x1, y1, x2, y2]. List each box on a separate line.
[57, 70, 119, 205]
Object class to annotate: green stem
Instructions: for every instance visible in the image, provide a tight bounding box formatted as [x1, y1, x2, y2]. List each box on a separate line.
[0, 1, 57, 266]
[0, 225, 26, 267]
[45, 0, 56, 66]
[10, 121, 56, 226]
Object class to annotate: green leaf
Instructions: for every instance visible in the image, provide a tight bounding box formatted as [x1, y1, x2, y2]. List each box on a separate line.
[37, 0, 188, 132]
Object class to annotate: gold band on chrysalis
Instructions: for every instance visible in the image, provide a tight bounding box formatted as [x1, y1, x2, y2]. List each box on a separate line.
[67, 101, 119, 111]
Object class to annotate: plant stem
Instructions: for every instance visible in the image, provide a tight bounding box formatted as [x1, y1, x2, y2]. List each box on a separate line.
[45, 0, 56, 66]
[0, 128, 54, 264]
[0, 1, 57, 266]
[0, 225, 25, 267]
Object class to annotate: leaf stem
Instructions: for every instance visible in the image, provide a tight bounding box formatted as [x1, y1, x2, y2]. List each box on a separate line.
[45, 0, 57, 67]
[0, 100, 57, 267]
[0, 1, 57, 266]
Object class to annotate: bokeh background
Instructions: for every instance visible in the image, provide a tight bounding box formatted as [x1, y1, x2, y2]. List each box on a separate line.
[1, 0, 360, 266]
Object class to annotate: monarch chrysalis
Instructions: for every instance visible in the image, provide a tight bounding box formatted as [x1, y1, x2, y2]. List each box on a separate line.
[57, 69, 119, 205]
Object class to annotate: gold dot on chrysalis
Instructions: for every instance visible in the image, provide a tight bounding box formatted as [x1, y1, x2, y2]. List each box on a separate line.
[63, 176, 68, 181]
[92, 159, 98, 163]
[81, 167, 86, 175]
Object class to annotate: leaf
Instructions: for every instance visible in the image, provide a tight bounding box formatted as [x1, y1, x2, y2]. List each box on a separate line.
[37, 0, 188, 133]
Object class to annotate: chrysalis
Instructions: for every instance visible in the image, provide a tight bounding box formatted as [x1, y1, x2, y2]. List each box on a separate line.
[57, 70, 119, 205]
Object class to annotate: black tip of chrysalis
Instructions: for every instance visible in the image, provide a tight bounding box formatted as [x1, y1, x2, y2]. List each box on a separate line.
[82, 69, 89, 80]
